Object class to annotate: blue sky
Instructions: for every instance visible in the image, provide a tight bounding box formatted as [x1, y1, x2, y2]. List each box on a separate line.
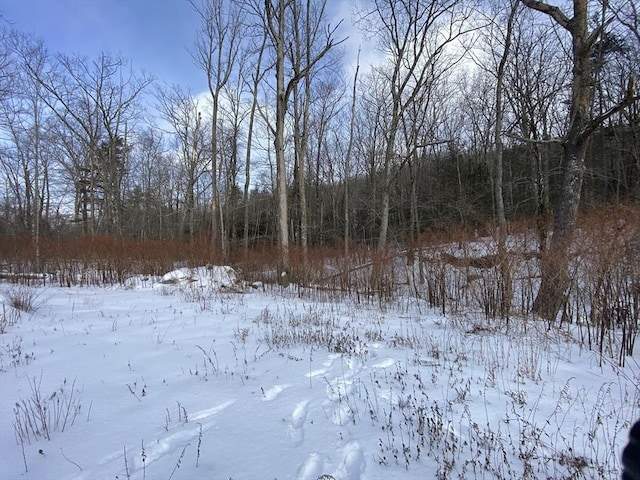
[1, 0, 208, 92]
[1, 0, 373, 97]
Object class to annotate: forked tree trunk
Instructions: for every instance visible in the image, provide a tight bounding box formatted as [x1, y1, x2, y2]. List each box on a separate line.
[521, 0, 638, 320]
[524, 0, 590, 320]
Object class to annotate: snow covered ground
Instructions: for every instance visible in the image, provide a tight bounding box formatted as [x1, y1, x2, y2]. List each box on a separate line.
[1, 266, 638, 479]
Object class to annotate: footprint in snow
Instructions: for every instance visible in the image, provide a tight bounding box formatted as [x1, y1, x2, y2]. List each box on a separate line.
[372, 358, 395, 369]
[326, 400, 354, 426]
[306, 367, 328, 378]
[322, 353, 341, 368]
[190, 399, 235, 421]
[291, 400, 309, 428]
[333, 441, 364, 480]
[262, 384, 290, 401]
[325, 378, 353, 402]
[295, 452, 325, 480]
[343, 356, 362, 375]
[72, 401, 233, 480]
[288, 400, 309, 446]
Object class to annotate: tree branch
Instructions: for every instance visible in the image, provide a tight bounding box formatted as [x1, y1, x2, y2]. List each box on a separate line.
[581, 75, 639, 141]
[519, 0, 571, 30]
[505, 132, 563, 144]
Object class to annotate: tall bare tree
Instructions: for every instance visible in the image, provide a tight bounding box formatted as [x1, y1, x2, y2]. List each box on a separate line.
[344, 54, 360, 257]
[505, 11, 569, 251]
[520, 0, 640, 320]
[365, 0, 475, 250]
[263, 0, 344, 273]
[0, 31, 51, 269]
[156, 85, 208, 243]
[190, 0, 242, 260]
[241, 29, 269, 261]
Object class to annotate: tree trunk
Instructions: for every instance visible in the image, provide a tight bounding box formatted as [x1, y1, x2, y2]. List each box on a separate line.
[521, 0, 593, 320]
[243, 32, 267, 263]
[273, 0, 290, 274]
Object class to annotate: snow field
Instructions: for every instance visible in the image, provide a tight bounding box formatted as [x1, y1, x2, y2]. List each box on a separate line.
[0, 271, 638, 479]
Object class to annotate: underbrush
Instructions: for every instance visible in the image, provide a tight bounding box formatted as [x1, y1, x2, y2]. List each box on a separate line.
[1, 206, 637, 366]
[1, 285, 43, 334]
[250, 302, 638, 478]
[1, 211, 638, 479]
[13, 375, 84, 444]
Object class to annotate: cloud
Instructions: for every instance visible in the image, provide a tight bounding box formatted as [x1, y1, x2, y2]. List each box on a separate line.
[329, 0, 386, 77]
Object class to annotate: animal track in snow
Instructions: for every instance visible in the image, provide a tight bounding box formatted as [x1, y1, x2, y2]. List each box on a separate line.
[291, 400, 309, 428]
[72, 399, 234, 480]
[325, 378, 353, 402]
[306, 367, 328, 378]
[334, 441, 364, 480]
[190, 399, 235, 421]
[261, 384, 291, 401]
[288, 400, 309, 446]
[327, 401, 353, 426]
[322, 353, 341, 368]
[296, 452, 325, 480]
[372, 358, 395, 369]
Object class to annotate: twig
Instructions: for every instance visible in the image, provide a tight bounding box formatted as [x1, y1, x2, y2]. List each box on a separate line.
[127, 384, 141, 402]
[19, 436, 28, 473]
[196, 423, 202, 468]
[167, 443, 190, 480]
[123, 445, 130, 479]
[60, 447, 82, 472]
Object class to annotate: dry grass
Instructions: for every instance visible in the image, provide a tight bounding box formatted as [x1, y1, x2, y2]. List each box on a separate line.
[0, 205, 638, 365]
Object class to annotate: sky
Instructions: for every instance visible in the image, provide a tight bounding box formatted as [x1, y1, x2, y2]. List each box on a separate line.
[1, 0, 369, 96]
[1, 0, 216, 92]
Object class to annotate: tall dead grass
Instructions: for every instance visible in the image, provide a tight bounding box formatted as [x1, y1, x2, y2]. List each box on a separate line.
[0, 205, 637, 364]
[566, 205, 639, 366]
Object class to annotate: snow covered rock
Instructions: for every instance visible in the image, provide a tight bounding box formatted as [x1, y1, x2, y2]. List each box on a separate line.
[157, 265, 240, 291]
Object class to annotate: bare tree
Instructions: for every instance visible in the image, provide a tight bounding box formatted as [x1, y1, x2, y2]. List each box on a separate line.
[189, 0, 242, 260]
[0, 31, 52, 269]
[364, 0, 476, 250]
[344, 54, 360, 256]
[121, 127, 181, 239]
[239, 28, 269, 261]
[505, 11, 570, 251]
[155, 85, 209, 243]
[520, 0, 640, 320]
[263, 0, 344, 274]
[0, 26, 14, 100]
[30, 52, 151, 234]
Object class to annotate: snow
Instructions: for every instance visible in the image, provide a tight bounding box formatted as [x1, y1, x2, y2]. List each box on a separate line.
[0, 267, 638, 479]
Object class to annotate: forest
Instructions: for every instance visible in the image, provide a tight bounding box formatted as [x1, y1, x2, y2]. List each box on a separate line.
[1, 1, 639, 302]
[2, 4, 640, 478]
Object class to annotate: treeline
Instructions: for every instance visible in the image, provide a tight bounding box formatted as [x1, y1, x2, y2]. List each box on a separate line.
[0, 0, 639, 263]
[2, 122, 637, 247]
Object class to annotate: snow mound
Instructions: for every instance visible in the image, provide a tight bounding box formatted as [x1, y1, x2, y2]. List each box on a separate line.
[157, 265, 240, 290]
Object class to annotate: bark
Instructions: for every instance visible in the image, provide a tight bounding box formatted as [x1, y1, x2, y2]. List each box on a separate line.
[264, 0, 343, 274]
[344, 56, 360, 257]
[521, 0, 639, 320]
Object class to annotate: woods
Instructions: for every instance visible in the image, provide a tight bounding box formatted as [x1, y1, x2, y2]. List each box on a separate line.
[1, 1, 639, 307]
